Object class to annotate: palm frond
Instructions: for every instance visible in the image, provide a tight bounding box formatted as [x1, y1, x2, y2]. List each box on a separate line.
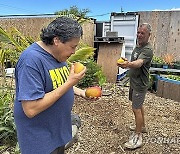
[0, 26, 28, 52]
[0, 49, 5, 66]
[0, 27, 12, 44]
[10, 27, 31, 49]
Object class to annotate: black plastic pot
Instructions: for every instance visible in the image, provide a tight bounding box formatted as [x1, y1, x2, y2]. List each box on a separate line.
[156, 63, 163, 68]
[174, 64, 180, 69]
[151, 63, 157, 68]
[4, 60, 12, 68]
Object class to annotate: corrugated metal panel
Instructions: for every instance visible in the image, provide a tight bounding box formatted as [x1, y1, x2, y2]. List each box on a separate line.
[102, 22, 111, 37]
[110, 13, 139, 61]
[109, 12, 139, 75]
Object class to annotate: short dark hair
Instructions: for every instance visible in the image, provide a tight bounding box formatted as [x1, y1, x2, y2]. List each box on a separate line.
[40, 16, 83, 45]
[140, 23, 152, 33]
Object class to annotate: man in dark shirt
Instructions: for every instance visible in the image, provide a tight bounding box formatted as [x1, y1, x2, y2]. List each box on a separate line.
[117, 23, 153, 149]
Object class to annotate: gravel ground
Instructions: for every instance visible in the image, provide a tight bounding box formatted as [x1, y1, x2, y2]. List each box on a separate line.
[66, 83, 180, 154]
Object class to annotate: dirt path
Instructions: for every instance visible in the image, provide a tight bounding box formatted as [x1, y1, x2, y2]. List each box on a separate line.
[67, 84, 180, 154]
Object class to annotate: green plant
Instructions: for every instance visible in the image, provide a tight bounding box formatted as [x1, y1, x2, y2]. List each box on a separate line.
[0, 27, 33, 52]
[174, 60, 180, 69]
[0, 47, 6, 77]
[174, 60, 180, 65]
[94, 69, 107, 86]
[148, 74, 155, 91]
[76, 59, 106, 88]
[0, 48, 5, 67]
[0, 27, 34, 68]
[152, 55, 164, 64]
[167, 75, 180, 81]
[0, 89, 17, 146]
[67, 43, 106, 88]
[68, 46, 96, 62]
[55, 5, 91, 24]
[3, 46, 20, 68]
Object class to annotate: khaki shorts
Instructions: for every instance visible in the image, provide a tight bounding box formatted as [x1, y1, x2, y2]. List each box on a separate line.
[129, 88, 147, 109]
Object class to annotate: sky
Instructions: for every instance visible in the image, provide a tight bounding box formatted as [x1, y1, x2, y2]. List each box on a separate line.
[0, 0, 180, 21]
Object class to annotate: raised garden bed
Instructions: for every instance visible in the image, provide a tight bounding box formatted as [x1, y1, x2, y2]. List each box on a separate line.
[156, 75, 180, 102]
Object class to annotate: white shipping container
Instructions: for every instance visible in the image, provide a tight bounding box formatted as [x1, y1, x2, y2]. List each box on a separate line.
[94, 12, 139, 78]
[110, 12, 139, 76]
[110, 12, 139, 61]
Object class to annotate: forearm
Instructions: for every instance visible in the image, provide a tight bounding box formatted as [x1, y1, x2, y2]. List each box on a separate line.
[127, 59, 143, 68]
[73, 86, 85, 97]
[22, 80, 73, 118]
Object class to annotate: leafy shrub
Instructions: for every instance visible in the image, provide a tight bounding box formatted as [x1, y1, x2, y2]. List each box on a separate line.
[76, 59, 106, 88]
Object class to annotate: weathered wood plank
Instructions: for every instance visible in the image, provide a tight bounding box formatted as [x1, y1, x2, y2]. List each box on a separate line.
[156, 80, 164, 97]
[97, 42, 123, 83]
[157, 79, 180, 102]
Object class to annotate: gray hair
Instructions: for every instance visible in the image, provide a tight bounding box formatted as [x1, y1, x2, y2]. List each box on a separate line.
[140, 23, 152, 33]
[40, 16, 83, 45]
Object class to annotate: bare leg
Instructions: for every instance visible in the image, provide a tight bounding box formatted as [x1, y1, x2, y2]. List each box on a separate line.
[141, 106, 145, 127]
[133, 108, 143, 133]
[124, 107, 143, 149]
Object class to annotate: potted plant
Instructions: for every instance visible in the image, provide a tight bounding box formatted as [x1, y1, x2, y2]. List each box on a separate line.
[167, 75, 180, 81]
[174, 60, 180, 69]
[151, 56, 164, 68]
[162, 53, 175, 69]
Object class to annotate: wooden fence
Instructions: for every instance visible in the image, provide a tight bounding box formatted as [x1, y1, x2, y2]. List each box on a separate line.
[139, 11, 180, 61]
[1, 11, 180, 60]
[0, 16, 94, 47]
[0, 12, 180, 83]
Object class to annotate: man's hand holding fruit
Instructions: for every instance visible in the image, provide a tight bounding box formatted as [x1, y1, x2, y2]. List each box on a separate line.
[117, 57, 129, 68]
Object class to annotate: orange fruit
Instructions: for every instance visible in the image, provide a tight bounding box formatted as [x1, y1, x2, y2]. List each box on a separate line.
[117, 57, 125, 64]
[74, 62, 85, 74]
[85, 86, 102, 98]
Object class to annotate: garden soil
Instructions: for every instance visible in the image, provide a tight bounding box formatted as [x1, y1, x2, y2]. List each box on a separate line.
[66, 83, 180, 154]
[1, 77, 179, 154]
